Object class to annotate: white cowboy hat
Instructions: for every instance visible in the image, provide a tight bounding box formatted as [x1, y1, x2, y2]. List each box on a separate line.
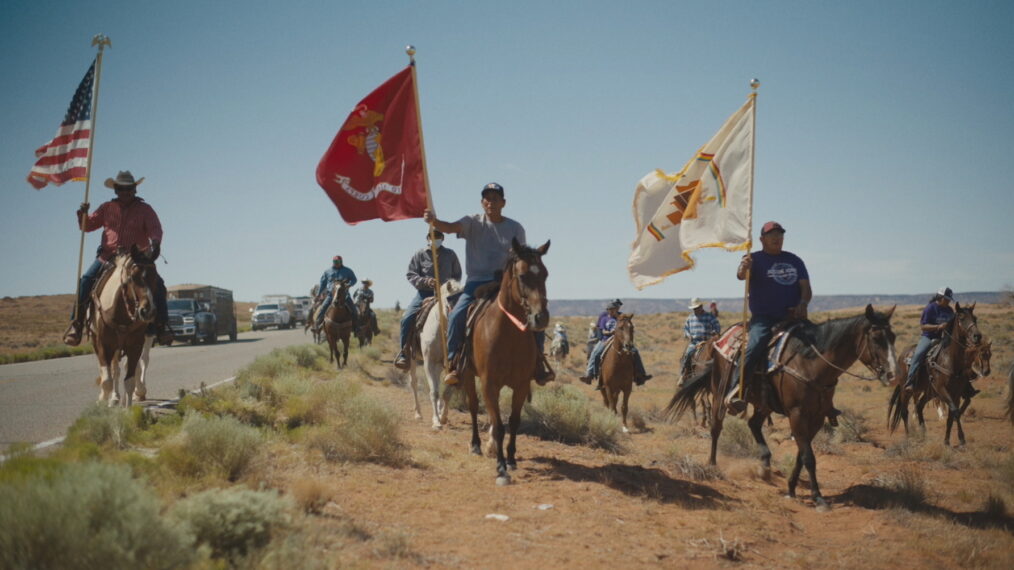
[688, 297, 704, 310]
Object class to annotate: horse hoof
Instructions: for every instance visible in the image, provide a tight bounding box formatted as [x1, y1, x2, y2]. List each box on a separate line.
[495, 475, 512, 486]
[507, 462, 518, 471]
[814, 498, 831, 512]
[414, 412, 422, 420]
[471, 445, 482, 456]
[622, 426, 630, 434]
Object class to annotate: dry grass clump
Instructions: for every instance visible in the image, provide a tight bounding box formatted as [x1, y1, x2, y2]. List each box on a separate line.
[159, 413, 264, 481]
[0, 461, 194, 569]
[663, 446, 724, 481]
[306, 391, 409, 467]
[871, 467, 931, 511]
[717, 416, 757, 457]
[169, 486, 294, 564]
[520, 384, 627, 453]
[289, 477, 332, 514]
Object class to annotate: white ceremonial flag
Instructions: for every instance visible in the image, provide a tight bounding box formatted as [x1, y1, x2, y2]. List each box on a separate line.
[628, 95, 755, 290]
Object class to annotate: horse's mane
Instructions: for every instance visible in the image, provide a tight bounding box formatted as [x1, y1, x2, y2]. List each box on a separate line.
[794, 309, 892, 359]
[503, 243, 544, 269]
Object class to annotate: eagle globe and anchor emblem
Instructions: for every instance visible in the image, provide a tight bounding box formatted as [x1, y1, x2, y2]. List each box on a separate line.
[331, 103, 405, 201]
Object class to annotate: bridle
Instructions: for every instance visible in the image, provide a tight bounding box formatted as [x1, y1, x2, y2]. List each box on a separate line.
[498, 253, 546, 332]
[119, 257, 154, 323]
[611, 317, 636, 356]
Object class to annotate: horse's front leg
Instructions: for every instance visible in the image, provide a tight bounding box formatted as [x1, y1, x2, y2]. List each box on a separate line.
[791, 417, 828, 511]
[122, 349, 142, 408]
[408, 363, 422, 420]
[506, 386, 527, 471]
[341, 336, 349, 368]
[134, 334, 153, 401]
[483, 382, 508, 482]
[462, 371, 481, 455]
[620, 387, 631, 434]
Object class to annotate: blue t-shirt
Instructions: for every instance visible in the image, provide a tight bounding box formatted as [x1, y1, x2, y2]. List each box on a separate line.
[920, 301, 954, 339]
[748, 250, 809, 320]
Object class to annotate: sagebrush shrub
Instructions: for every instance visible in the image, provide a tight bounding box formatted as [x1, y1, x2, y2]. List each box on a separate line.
[0, 461, 193, 569]
[170, 486, 294, 563]
[161, 413, 263, 480]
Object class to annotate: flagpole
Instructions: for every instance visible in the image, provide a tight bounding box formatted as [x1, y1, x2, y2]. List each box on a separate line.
[407, 45, 450, 369]
[737, 78, 759, 403]
[72, 34, 111, 323]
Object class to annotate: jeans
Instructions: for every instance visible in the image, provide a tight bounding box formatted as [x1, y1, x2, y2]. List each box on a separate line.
[446, 279, 545, 361]
[399, 291, 432, 348]
[906, 335, 934, 387]
[317, 293, 357, 326]
[729, 315, 780, 394]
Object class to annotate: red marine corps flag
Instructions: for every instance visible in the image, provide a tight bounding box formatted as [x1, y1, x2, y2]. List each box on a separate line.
[316, 65, 428, 224]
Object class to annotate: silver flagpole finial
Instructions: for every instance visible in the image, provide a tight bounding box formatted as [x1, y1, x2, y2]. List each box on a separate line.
[750, 78, 760, 91]
[406, 45, 416, 63]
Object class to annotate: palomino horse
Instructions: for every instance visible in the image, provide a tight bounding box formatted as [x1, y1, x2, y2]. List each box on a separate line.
[354, 295, 374, 348]
[91, 247, 158, 407]
[665, 305, 898, 510]
[599, 313, 636, 433]
[323, 280, 354, 369]
[458, 239, 550, 485]
[888, 303, 982, 446]
[407, 279, 462, 429]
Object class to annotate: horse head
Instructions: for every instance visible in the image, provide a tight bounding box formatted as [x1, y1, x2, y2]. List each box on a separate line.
[950, 302, 983, 346]
[504, 238, 550, 332]
[858, 304, 898, 386]
[971, 338, 992, 379]
[614, 313, 636, 354]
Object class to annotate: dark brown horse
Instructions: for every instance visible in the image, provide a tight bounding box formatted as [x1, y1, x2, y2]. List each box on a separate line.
[91, 247, 158, 407]
[354, 295, 374, 348]
[888, 303, 982, 446]
[599, 313, 636, 433]
[679, 334, 720, 427]
[665, 305, 898, 510]
[459, 238, 550, 484]
[323, 280, 354, 369]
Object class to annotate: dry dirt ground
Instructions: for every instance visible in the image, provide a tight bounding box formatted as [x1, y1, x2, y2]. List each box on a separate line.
[247, 305, 1014, 568]
[5, 297, 1014, 567]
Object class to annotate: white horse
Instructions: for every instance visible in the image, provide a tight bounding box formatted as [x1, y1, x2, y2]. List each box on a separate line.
[408, 279, 462, 430]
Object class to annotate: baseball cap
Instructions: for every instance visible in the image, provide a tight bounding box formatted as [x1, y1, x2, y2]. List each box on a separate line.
[937, 287, 954, 302]
[481, 182, 505, 199]
[761, 221, 785, 236]
[332, 255, 343, 262]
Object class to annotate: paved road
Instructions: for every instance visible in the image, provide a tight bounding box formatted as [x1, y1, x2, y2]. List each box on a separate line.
[0, 328, 315, 451]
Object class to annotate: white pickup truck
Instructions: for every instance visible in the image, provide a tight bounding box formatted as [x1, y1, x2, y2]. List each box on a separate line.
[250, 303, 291, 331]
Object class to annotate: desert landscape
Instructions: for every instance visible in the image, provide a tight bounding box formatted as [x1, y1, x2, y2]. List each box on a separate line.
[1, 296, 1012, 568]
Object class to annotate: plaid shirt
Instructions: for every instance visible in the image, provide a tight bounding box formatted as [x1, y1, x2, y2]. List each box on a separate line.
[81, 197, 163, 261]
[684, 312, 720, 343]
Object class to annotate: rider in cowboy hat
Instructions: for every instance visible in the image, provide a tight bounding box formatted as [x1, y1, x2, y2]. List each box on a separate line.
[353, 279, 381, 335]
[681, 297, 721, 379]
[64, 171, 172, 346]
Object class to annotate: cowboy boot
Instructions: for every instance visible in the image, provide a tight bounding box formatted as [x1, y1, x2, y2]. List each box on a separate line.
[63, 301, 88, 346]
[394, 347, 410, 370]
[443, 353, 462, 386]
[534, 353, 556, 386]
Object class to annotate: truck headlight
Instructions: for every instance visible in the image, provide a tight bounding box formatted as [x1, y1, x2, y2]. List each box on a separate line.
[183, 317, 195, 324]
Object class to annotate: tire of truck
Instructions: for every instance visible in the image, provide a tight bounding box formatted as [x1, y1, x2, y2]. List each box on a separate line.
[229, 323, 238, 341]
[207, 325, 218, 344]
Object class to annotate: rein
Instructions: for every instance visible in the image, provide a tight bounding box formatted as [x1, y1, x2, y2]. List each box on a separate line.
[782, 323, 888, 384]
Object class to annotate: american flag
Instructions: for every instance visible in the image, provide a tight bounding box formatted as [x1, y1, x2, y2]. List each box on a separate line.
[27, 60, 96, 190]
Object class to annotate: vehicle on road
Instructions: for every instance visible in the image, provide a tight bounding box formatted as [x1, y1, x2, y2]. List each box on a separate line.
[251, 303, 292, 331]
[167, 284, 238, 344]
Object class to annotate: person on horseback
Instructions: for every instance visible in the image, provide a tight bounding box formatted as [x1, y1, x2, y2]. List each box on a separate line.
[726, 221, 811, 414]
[63, 171, 172, 347]
[585, 319, 600, 357]
[903, 287, 955, 392]
[315, 255, 358, 330]
[393, 230, 462, 369]
[423, 182, 555, 386]
[681, 297, 721, 379]
[580, 300, 652, 389]
[354, 279, 382, 336]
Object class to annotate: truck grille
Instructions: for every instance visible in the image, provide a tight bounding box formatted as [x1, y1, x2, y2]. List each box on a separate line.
[169, 315, 183, 327]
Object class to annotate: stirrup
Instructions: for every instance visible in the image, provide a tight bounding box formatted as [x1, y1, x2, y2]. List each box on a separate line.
[443, 370, 459, 386]
[393, 351, 410, 370]
[63, 323, 83, 347]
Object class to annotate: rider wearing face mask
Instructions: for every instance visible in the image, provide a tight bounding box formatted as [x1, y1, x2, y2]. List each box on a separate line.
[393, 230, 462, 369]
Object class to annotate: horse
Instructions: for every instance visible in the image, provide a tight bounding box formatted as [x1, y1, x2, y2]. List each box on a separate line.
[458, 238, 550, 485]
[934, 338, 991, 421]
[354, 295, 374, 347]
[888, 303, 982, 446]
[549, 325, 569, 365]
[90, 247, 158, 407]
[323, 280, 354, 369]
[664, 305, 898, 510]
[599, 313, 636, 433]
[407, 279, 462, 429]
[679, 336, 719, 427]
[1006, 360, 1014, 425]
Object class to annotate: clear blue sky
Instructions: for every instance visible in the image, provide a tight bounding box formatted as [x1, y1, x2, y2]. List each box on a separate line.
[3, 0, 1012, 307]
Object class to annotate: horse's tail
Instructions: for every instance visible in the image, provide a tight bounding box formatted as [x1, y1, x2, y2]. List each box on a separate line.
[662, 366, 712, 423]
[887, 384, 905, 433]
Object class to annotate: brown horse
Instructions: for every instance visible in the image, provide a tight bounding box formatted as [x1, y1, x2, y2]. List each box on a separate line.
[354, 295, 374, 348]
[888, 303, 982, 446]
[458, 238, 550, 484]
[665, 305, 898, 510]
[323, 280, 354, 369]
[679, 334, 720, 427]
[91, 247, 158, 407]
[599, 313, 636, 433]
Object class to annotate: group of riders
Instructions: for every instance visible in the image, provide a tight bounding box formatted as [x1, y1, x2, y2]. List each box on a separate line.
[64, 173, 979, 409]
[307, 255, 380, 340]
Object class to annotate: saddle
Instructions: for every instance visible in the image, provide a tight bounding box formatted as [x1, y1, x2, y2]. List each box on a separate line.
[714, 322, 802, 375]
